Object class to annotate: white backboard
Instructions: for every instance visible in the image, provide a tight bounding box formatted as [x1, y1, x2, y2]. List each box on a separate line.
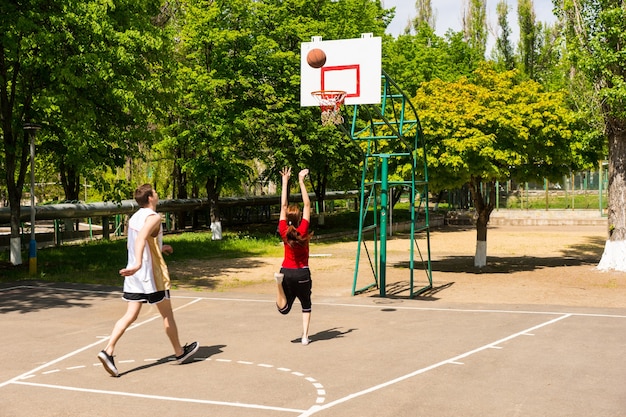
[300, 34, 382, 107]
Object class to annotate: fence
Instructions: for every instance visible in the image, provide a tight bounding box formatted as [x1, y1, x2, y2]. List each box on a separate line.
[0, 191, 360, 248]
[443, 169, 608, 214]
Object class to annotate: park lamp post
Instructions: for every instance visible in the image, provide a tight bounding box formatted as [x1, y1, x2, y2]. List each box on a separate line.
[23, 123, 41, 275]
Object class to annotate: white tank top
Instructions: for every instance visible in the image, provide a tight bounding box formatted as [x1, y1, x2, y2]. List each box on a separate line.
[123, 208, 170, 294]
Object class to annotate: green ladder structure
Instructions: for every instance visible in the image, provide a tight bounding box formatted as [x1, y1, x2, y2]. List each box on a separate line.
[338, 70, 433, 298]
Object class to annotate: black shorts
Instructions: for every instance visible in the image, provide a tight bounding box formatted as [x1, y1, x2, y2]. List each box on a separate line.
[277, 268, 312, 314]
[123, 290, 170, 304]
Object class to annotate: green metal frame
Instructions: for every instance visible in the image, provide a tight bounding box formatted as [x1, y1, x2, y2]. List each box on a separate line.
[338, 70, 433, 298]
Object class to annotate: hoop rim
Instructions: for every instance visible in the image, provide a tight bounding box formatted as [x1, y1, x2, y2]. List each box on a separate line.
[311, 90, 346, 126]
[310, 90, 347, 100]
[310, 90, 347, 111]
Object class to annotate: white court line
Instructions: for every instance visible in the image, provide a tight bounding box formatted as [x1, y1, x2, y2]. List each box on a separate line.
[4, 285, 121, 295]
[177, 297, 626, 319]
[5, 285, 327, 411]
[298, 314, 572, 417]
[319, 302, 626, 319]
[12, 381, 306, 414]
[0, 297, 203, 388]
[4, 284, 624, 414]
[7, 285, 626, 318]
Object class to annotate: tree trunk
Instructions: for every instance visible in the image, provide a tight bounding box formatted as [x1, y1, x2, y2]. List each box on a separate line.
[311, 167, 327, 226]
[8, 199, 22, 265]
[205, 177, 222, 240]
[174, 155, 187, 230]
[3, 128, 30, 265]
[59, 160, 81, 201]
[59, 161, 82, 232]
[191, 184, 199, 230]
[468, 176, 496, 268]
[391, 188, 404, 209]
[597, 115, 626, 271]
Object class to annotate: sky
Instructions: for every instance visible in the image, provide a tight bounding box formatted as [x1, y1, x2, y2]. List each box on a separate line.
[383, 0, 558, 53]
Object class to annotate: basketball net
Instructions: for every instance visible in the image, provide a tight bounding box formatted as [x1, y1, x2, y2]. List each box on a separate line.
[311, 90, 346, 126]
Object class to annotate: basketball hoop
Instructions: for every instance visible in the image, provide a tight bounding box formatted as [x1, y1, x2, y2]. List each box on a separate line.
[311, 90, 346, 126]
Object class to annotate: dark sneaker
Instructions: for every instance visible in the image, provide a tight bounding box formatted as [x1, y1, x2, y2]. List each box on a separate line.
[176, 342, 199, 364]
[97, 350, 119, 377]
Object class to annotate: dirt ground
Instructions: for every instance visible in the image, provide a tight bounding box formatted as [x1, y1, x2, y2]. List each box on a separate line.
[168, 224, 626, 309]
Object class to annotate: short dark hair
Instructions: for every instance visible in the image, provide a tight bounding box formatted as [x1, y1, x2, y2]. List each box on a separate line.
[134, 184, 153, 207]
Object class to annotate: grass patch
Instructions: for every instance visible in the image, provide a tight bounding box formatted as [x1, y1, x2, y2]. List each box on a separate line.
[0, 230, 282, 286]
[0, 207, 427, 287]
[505, 193, 607, 210]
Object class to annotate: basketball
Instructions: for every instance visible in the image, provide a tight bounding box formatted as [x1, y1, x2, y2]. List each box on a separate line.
[307, 48, 327, 69]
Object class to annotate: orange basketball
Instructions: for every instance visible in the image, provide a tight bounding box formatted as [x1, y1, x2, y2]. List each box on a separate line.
[307, 48, 327, 69]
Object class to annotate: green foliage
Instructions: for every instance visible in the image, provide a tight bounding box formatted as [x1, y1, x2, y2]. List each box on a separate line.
[248, 0, 390, 205]
[0, 0, 170, 225]
[413, 64, 583, 193]
[505, 191, 607, 210]
[556, 0, 626, 239]
[383, 25, 475, 97]
[558, 1, 626, 121]
[159, 0, 265, 204]
[464, 0, 488, 59]
[0, 0, 609, 244]
[518, 0, 538, 79]
[493, 0, 516, 71]
[40, 0, 169, 197]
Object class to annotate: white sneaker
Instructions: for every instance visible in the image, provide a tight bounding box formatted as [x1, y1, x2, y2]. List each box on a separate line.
[301, 336, 310, 346]
[274, 273, 284, 284]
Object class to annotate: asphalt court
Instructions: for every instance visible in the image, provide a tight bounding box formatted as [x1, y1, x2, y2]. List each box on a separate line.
[1, 283, 625, 417]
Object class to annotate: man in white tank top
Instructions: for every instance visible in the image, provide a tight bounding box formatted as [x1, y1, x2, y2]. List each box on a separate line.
[97, 184, 198, 377]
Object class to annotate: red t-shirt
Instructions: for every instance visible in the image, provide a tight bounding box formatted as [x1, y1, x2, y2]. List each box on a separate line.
[278, 219, 310, 268]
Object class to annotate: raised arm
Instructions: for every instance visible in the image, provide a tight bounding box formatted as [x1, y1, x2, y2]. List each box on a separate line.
[298, 168, 310, 222]
[279, 167, 291, 221]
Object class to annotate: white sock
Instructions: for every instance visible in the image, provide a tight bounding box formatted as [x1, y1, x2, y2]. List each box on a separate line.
[302, 336, 309, 346]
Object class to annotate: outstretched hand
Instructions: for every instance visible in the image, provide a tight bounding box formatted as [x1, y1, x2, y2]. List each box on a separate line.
[119, 265, 139, 277]
[298, 168, 309, 181]
[162, 244, 173, 255]
[280, 166, 291, 181]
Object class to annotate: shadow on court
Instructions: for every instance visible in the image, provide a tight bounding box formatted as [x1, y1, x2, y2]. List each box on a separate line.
[0, 282, 118, 314]
[291, 327, 357, 344]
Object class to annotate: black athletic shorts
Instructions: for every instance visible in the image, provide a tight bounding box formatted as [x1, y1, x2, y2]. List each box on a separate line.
[277, 267, 312, 314]
[123, 289, 170, 304]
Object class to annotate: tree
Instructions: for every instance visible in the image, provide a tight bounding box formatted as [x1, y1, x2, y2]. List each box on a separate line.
[41, 0, 170, 202]
[0, 0, 169, 263]
[1, 1, 53, 264]
[494, 0, 516, 71]
[518, 0, 539, 79]
[412, 0, 436, 33]
[556, 0, 626, 271]
[251, 0, 392, 223]
[532, 21, 566, 90]
[383, 24, 475, 98]
[413, 65, 583, 267]
[160, 0, 264, 232]
[462, 0, 488, 60]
